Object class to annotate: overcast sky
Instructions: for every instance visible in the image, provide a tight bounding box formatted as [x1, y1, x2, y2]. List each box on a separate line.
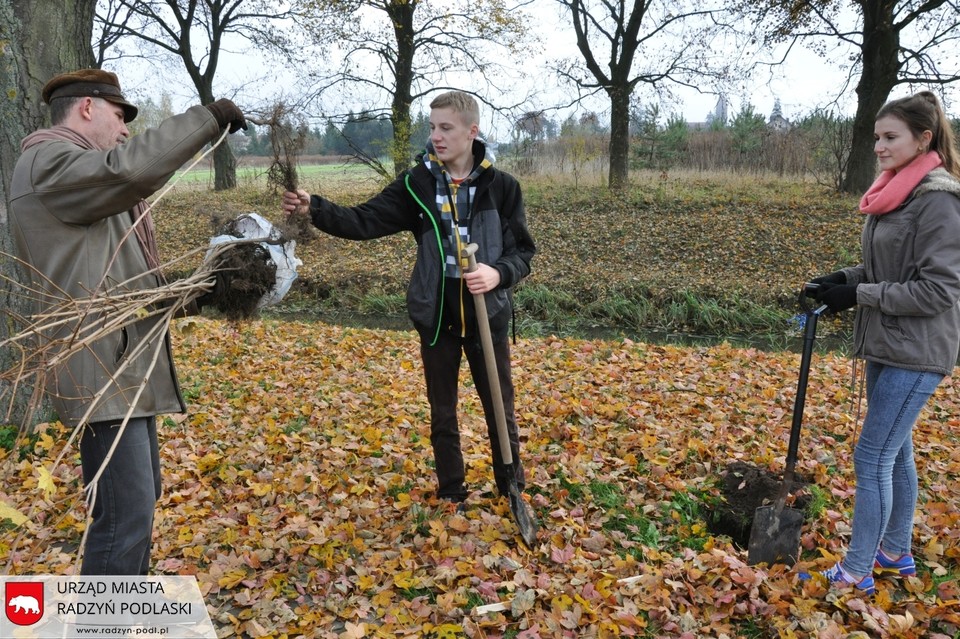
[116, 2, 949, 141]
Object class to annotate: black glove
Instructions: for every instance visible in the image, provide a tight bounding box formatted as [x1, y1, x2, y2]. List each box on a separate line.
[804, 270, 847, 299]
[810, 270, 847, 287]
[815, 282, 858, 313]
[205, 98, 247, 133]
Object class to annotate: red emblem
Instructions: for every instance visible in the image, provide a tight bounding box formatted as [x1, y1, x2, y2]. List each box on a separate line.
[5, 581, 43, 626]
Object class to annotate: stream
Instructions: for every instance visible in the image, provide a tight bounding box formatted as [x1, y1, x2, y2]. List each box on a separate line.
[261, 307, 855, 355]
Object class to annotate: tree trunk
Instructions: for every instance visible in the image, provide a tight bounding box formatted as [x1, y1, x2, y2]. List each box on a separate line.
[841, 1, 900, 194]
[0, 0, 96, 426]
[213, 143, 237, 191]
[390, 98, 413, 177]
[389, 0, 416, 176]
[195, 79, 237, 191]
[608, 84, 631, 191]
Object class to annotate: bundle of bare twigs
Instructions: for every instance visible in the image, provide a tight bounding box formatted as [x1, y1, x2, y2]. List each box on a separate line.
[0, 235, 274, 570]
[0, 236, 271, 417]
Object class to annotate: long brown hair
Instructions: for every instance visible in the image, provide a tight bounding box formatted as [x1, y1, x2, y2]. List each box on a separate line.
[876, 91, 960, 178]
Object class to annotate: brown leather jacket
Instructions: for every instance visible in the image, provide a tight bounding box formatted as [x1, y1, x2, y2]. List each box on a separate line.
[9, 105, 221, 426]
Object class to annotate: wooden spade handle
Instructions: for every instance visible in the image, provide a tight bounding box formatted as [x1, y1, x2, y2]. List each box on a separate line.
[461, 243, 513, 465]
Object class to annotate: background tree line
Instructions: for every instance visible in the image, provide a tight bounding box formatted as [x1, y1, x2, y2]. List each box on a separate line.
[506, 101, 960, 190]
[195, 95, 958, 194]
[8, 0, 960, 195]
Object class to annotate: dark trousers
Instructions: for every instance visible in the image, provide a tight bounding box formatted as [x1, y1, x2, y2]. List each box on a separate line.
[421, 330, 525, 501]
[79, 416, 161, 575]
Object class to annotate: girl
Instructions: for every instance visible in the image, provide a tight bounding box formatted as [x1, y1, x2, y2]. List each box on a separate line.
[806, 91, 960, 593]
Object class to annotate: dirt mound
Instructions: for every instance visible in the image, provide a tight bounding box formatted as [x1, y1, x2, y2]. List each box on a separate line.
[706, 461, 812, 549]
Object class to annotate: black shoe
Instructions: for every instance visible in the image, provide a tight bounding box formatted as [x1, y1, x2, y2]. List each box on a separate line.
[439, 496, 467, 513]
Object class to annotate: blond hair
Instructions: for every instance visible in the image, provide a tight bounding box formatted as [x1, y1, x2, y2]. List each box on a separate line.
[429, 91, 480, 127]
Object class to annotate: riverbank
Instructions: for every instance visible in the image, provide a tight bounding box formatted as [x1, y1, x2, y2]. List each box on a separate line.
[157, 171, 861, 346]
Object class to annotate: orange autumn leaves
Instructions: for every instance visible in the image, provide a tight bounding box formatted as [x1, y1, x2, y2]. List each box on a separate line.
[1, 318, 959, 638]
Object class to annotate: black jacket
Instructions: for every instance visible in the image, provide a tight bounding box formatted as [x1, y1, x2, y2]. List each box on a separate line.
[307, 148, 536, 344]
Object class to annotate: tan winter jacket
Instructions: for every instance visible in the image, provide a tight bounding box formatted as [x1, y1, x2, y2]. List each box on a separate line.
[8, 105, 221, 426]
[843, 168, 960, 375]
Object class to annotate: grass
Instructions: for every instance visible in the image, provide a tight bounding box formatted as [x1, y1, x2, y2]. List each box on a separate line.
[733, 617, 769, 639]
[602, 509, 660, 554]
[586, 478, 718, 557]
[464, 590, 486, 611]
[512, 284, 582, 334]
[358, 290, 406, 315]
[387, 480, 415, 498]
[804, 484, 829, 519]
[555, 469, 587, 502]
[584, 291, 653, 329]
[283, 416, 308, 435]
[172, 160, 377, 186]
[589, 480, 625, 509]
[153, 166, 863, 347]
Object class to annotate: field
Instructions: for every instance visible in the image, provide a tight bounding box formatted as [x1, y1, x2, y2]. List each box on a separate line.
[173, 156, 377, 185]
[2, 170, 959, 638]
[157, 168, 865, 344]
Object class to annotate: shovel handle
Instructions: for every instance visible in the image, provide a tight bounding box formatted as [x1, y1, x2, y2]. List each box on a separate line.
[462, 244, 513, 466]
[777, 286, 828, 503]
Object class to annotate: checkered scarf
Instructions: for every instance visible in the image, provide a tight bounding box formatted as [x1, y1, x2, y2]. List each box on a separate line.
[423, 140, 493, 277]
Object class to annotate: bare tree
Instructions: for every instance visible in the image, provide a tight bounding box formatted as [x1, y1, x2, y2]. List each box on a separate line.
[516, 111, 549, 141]
[94, 0, 301, 190]
[557, 0, 735, 190]
[299, 0, 533, 176]
[1, 0, 97, 425]
[739, 0, 960, 194]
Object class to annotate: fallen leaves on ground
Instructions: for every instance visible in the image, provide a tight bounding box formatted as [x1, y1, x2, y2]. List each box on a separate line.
[2, 318, 959, 638]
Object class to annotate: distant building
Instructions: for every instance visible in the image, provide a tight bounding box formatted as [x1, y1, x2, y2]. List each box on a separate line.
[709, 95, 728, 126]
[684, 96, 792, 132]
[768, 99, 791, 131]
[687, 95, 728, 130]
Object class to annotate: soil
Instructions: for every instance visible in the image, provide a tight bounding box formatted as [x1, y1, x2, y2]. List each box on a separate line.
[706, 460, 812, 549]
[203, 218, 279, 321]
[277, 210, 317, 244]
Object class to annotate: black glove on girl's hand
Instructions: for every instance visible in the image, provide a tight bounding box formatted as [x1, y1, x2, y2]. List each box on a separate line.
[811, 270, 847, 287]
[815, 282, 858, 313]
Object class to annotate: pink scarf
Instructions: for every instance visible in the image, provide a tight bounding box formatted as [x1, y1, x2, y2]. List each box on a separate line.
[859, 151, 943, 215]
[20, 126, 161, 271]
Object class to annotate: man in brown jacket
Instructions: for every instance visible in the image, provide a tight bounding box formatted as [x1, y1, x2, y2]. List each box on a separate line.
[8, 68, 246, 575]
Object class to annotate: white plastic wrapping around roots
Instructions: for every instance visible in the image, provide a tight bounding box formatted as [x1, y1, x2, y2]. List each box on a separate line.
[208, 212, 303, 309]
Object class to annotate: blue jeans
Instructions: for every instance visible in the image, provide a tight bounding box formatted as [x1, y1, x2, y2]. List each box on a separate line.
[842, 362, 942, 576]
[79, 416, 161, 575]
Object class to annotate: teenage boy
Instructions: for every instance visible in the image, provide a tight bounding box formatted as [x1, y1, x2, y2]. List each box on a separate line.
[281, 91, 536, 504]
